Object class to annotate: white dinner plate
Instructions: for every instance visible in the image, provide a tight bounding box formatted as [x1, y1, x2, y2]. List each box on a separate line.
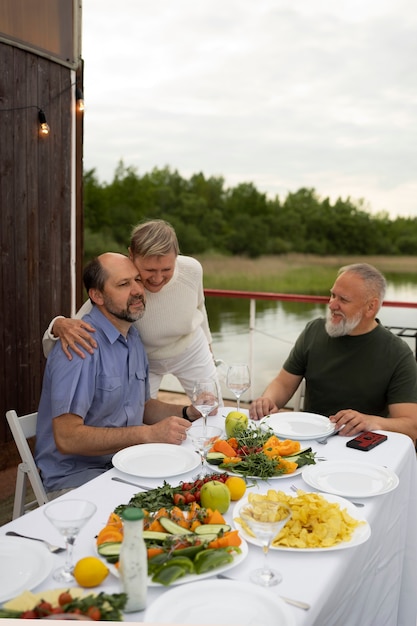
[112, 443, 200, 478]
[102, 538, 248, 587]
[144, 579, 296, 625]
[0, 536, 54, 603]
[233, 492, 371, 552]
[301, 460, 399, 498]
[260, 411, 334, 440]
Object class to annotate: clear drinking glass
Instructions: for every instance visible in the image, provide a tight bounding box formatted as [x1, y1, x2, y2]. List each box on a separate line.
[187, 424, 223, 478]
[240, 501, 291, 586]
[191, 378, 220, 430]
[44, 499, 97, 583]
[226, 364, 251, 411]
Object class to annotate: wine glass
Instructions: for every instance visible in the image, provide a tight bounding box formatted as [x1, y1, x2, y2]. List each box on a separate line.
[191, 378, 220, 430]
[226, 364, 251, 411]
[187, 424, 223, 478]
[239, 501, 291, 587]
[44, 499, 97, 583]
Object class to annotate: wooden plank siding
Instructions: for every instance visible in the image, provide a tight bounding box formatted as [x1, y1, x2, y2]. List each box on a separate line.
[0, 41, 82, 450]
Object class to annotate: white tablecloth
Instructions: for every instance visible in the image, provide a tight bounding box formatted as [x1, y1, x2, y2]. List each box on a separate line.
[1, 413, 417, 626]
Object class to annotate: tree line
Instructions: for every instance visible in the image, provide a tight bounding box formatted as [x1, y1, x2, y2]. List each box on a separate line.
[84, 162, 417, 259]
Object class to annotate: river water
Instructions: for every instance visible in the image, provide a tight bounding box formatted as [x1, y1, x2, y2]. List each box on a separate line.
[161, 282, 417, 402]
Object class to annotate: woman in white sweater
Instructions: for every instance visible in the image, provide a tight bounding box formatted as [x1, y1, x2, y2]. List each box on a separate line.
[43, 220, 220, 399]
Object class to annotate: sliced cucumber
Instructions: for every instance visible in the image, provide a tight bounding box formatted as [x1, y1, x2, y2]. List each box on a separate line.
[194, 523, 231, 535]
[143, 530, 170, 542]
[159, 517, 193, 535]
[206, 452, 226, 465]
[97, 541, 122, 558]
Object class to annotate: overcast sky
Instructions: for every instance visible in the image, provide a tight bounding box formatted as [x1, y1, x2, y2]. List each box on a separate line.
[82, 0, 417, 218]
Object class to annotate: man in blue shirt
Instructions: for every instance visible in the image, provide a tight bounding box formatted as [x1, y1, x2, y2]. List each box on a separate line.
[35, 253, 200, 493]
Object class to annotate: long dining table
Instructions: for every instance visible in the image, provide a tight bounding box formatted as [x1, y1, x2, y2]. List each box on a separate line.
[1, 410, 417, 626]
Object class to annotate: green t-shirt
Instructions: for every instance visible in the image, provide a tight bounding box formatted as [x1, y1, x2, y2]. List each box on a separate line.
[283, 318, 417, 417]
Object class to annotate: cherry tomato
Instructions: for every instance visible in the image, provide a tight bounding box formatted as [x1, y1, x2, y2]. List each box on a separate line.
[87, 606, 101, 621]
[185, 492, 196, 503]
[194, 490, 201, 502]
[173, 493, 186, 506]
[20, 610, 37, 619]
[181, 482, 192, 491]
[36, 601, 53, 616]
[58, 592, 73, 606]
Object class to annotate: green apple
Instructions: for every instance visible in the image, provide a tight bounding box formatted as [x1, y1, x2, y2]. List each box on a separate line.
[225, 410, 248, 438]
[200, 480, 231, 514]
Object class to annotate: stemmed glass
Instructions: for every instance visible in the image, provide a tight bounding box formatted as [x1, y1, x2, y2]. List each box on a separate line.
[187, 424, 223, 478]
[191, 378, 220, 431]
[240, 501, 291, 587]
[44, 499, 97, 583]
[226, 364, 251, 411]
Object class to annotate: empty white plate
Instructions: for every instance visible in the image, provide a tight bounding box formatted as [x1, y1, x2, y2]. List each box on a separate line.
[260, 411, 334, 440]
[0, 537, 54, 602]
[112, 443, 200, 478]
[144, 579, 296, 625]
[302, 460, 399, 497]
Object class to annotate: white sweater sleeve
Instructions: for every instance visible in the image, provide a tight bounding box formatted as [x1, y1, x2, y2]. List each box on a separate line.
[41, 300, 93, 358]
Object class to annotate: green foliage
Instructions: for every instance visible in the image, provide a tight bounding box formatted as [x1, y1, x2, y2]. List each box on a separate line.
[83, 163, 417, 262]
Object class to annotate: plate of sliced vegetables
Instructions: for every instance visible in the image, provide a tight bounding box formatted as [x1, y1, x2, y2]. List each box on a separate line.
[95, 507, 248, 587]
[206, 427, 316, 479]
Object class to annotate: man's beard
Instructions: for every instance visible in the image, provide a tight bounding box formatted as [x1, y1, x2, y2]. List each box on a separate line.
[325, 308, 363, 338]
[103, 294, 146, 323]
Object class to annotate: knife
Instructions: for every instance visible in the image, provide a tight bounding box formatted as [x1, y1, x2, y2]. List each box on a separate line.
[111, 476, 152, 490]
[216, 574, 310, 610]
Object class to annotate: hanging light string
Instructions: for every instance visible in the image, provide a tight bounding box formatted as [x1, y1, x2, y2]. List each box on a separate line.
[0, 81, 84, 135]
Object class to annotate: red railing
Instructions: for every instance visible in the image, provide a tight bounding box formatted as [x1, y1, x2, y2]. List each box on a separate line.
[204, 288, 417, 308]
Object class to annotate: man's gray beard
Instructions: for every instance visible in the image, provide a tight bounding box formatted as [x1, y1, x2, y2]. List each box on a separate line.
[103, 295, 146, 323]
[325, 309, 363, 338]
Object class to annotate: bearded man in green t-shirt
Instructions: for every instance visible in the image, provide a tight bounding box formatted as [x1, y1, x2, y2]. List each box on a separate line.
[250, 263, 417, 441]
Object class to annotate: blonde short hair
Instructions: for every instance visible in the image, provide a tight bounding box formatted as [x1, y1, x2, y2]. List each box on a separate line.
[130, 219, 179, 257]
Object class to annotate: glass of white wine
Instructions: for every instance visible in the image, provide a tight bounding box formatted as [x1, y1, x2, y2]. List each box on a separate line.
[226, 363, 251, 411]
[187, 424, 223, 478]
[191, 378, 220, 430]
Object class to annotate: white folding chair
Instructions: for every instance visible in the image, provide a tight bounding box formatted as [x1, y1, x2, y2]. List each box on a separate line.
[5, 410, 49, 519]
[292, 378, 306, 412]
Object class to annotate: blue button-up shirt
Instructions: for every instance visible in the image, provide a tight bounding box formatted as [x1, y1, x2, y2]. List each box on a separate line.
[35, 306, 150, 491]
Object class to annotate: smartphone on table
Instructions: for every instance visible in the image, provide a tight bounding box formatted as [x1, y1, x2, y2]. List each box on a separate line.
[346, 431, 387, 451]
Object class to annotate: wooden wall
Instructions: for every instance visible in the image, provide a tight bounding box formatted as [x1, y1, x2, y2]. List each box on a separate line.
[0, 41, 83, 451]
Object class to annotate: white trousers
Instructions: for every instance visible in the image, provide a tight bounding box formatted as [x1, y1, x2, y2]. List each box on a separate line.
[147, 327, 222, 403]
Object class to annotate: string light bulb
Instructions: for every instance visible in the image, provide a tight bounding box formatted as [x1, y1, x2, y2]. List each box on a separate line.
[38, 109, 50, 135]
[76, 87, 84, 112]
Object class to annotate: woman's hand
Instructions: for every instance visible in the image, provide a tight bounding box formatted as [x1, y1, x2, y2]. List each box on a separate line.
[53, 318, 97, 360]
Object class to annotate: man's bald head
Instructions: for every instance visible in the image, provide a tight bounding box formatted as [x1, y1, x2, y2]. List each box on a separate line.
[83, 253, 137, 294]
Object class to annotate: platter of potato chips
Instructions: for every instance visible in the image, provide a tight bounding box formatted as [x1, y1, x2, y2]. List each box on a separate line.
[233, 489, 370, 551]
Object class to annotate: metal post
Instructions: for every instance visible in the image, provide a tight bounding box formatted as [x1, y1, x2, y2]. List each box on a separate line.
[249, 298, 256, 401]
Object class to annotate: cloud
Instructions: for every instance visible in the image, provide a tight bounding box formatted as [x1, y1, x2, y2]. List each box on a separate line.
[82, 0, 417, 217]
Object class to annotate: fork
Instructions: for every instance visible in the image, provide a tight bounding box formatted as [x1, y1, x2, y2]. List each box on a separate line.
[290, 484, 365, 507]
[6, 530, 65, 553]
[316, 426, 344, 444]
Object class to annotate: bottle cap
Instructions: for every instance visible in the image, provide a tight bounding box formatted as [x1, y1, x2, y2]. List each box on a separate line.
[121, 507, 144, 521]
